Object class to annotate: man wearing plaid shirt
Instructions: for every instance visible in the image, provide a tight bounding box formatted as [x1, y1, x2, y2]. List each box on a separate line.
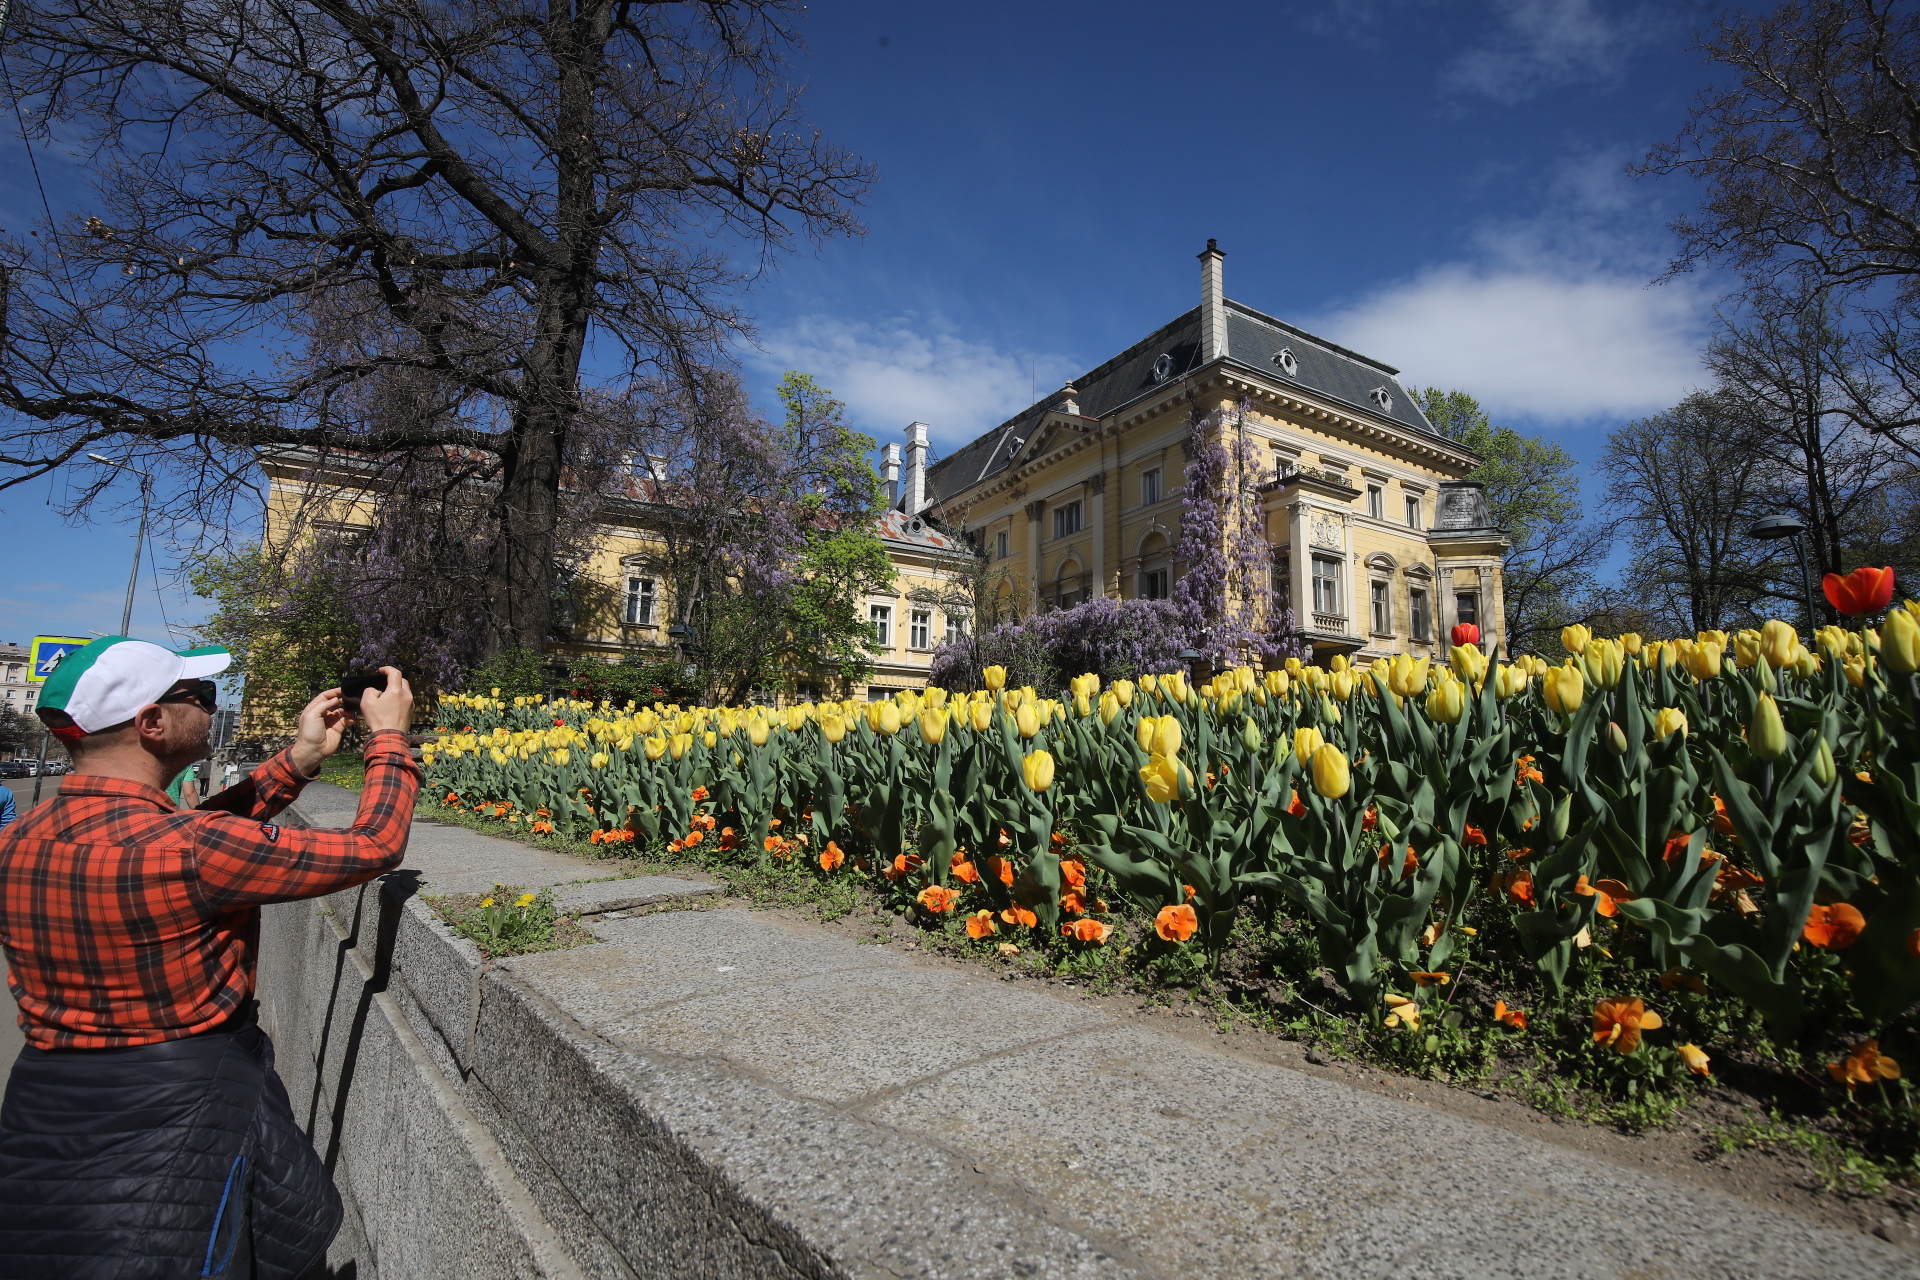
[0, 637, 418, 1278]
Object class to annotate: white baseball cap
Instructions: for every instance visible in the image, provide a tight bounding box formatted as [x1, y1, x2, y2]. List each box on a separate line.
[34, 636, 232, 739]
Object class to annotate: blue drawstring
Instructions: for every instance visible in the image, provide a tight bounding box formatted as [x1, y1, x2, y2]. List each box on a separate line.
[201, 1154, 246, 1276]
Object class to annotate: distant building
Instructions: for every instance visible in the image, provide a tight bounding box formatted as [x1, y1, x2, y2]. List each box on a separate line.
[920, 241, 1509, 663]
[0, 643, 37, 716]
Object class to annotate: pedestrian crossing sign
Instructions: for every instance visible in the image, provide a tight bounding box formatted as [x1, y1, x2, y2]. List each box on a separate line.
[28, 636, 93, 683]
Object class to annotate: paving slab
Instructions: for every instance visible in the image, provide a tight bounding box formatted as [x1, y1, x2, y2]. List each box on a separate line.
[499, 906, 1920, 1280]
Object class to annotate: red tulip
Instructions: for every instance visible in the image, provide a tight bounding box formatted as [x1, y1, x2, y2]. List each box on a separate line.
[1451, 622, 1481, 647]
[1823, 566, 1895, 617]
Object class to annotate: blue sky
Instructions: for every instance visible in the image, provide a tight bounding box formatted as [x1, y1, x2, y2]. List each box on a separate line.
[0, 0, 1737, 646]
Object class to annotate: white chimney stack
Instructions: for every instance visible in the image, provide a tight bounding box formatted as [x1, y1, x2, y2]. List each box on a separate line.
[903, 421, 930, 515]
[882, 441, 901, 507]
[1198, 238, 1226, 363]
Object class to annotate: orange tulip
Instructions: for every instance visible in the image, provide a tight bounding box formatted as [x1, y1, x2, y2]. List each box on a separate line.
[1062, 918, 1111, 944]
[1493, 999, 1527, 1030]
[1154, 903, 1199, 942]
[1463, 824, 1487, 847]
[1000, 905, 1038, 928]
[1823, 566, 1896, 617]
[1802, 901, 1867, 949]
[1286, 788, 1307, 818]
[1828, 1040, 1901, 1090]
[1593, 997, 1662, 1055]
[819, 841, 845, 872]
[965, 909, 998, 939]
[917, 885, 961, 914]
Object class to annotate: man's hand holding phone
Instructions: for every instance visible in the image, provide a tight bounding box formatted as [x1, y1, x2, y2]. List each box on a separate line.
[355, 667, 414, 735]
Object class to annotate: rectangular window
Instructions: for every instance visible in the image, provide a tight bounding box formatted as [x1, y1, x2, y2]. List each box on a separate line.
[1052, 501, 1082, 538]
[944, 613, 967, 645]
[910, 609, 931, 649]
[1141, 568, 1169, 600]
[996, 530, 1010, 560]
[1456, 592, 1480, 629]
[1367, 484, 1384, 519]
[1312, 556, 1341, 616]
[1371, 581, 1391, 635]
[870, 604, 892, 647]
[1410, 588, 1431, 642]
[623, 576, 656, 625]
[1406, 494, 1421, 529]
[1141, 468, 1161, 506]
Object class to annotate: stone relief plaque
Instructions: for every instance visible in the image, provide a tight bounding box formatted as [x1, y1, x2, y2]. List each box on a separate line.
[1309, 511, 1343, 550]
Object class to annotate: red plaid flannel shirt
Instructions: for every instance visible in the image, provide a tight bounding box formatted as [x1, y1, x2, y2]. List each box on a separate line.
[0, 730, 420, 1050]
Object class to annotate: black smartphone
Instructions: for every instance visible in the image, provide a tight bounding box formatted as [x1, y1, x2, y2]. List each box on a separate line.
[339, 672, 389, 706]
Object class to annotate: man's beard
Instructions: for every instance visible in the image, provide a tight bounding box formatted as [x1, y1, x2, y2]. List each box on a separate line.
[160, 711, 212, 773]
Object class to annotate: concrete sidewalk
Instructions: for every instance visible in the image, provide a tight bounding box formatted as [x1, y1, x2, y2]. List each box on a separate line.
[284, 779, 1920, 1279]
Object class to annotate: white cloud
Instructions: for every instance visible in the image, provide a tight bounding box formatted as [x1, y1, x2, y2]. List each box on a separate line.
[1442, 0, 1663, 104]
[1315, 155, 1715, 424]
[750, 315, 1078, 454]
[1318, 264, 1709, 423]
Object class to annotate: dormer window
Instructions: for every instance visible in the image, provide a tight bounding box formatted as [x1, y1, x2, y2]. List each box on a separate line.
[1369, 386, 1394, 414]
[1151, 353, 1173, 383]
[1274, 348, 1298, 377]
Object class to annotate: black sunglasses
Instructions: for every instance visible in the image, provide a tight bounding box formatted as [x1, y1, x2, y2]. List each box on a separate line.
[157, 680, 218, 713]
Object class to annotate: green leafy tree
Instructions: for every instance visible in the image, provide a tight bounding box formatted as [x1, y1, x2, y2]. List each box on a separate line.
[1413, 389, 1612, 656]
[190, 547, 359, 729]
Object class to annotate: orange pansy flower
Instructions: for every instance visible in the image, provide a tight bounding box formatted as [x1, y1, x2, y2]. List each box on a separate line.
[1409, 971, 1450, 988]
[1000, 905, 1038, 928]
[1802, 902, 1867, 950]
[1829, 1040, 1901, 1090]
[1062, 918, 1112, 944]
[1592, 997, 1662, 1055]
[1060, 889, 1088, 916]
[1362, 805, 1379, 832]
[1496, 868, 1535, 906]
[1493, 999, 1527, 1030]
[965, 909, 998, 939]
[917, 885, 961, 914]
[1154, 904, 1199, 942]
[1573, 875, 1618, 917]
[884, 853, 924, 882]
[1060, 859, 1086, 888]
[985, 855, 1015, 887]
[819, 841, 846, 872]
[1463, 825, 1488, 847]
[1657, 966, 1706, 994]
[951, 857, 981, 884]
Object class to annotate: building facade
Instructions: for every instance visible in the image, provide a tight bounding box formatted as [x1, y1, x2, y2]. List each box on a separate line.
[914, 242, 1508, 665]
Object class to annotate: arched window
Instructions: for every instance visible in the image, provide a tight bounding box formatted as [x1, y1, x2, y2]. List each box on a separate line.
[1137, 532, 1170, 601]
[1056, 558, 1084, 610]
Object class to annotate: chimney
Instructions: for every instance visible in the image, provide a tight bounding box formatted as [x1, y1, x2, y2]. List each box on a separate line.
[882, 441, 901, 507]
[903, 421, 930, 515]
[1198, 238, 1226, 363]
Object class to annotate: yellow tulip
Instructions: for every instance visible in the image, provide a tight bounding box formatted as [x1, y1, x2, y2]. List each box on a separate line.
[1619, 632, 1643, 656]
[1264, 669, 1290, 697]
[1151, 716, 1183, 758]
[1792, 648, 1819, 681]
[1329, 654, 1349, 673]
[1139, 754, 1182, 804]
[877, 702, 902, 736]
[747, 718, 770, 747]
[1493, 662, 1529, 700]
[1112, 679, 1135, 706]
[1815, 625, 1851, 660]
[1561, 623, 1592, 655]
[969, 700, 994, 732]
[1022, 750, 1055, 792]
[1652, 707, 1687, 740]
[1747, 692, 1789, 761]
[1135, 715, 1157, 754]
[1884, 608, 1920, 673]
[924, 686, 949, 709]
[1844, 653, 1868, 687]
[1140, 673, 1160, 695]
[644, 735, 668, 761]
[1310, 743, 1351, 799]
[1543, 663, 1584, 714]
[1098, 691, 1121, 724]
[1293, 726, 1325, 768]
[589, 751, 610, 769]
[983, 665, 1007, 691]
[1163, 670, 1190, 704]
[1015, 703, 1040, 739]
[702, 730, 717, 749]
[1449, 643, 1487, 688]
[918, 708, 946, 744]
[1070, 672, 1100, 698]
[550, 748, 570, 766]
[1234, 665, 1256, 694]
[1585, 638, 1625, 689]
[1683, 639, 1724, 681]
[822, 713, 847, 744]
[1760, 619, 1799, 669]
[1425, 673, 1466, 724]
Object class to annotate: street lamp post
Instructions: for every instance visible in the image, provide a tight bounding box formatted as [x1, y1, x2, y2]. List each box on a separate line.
[88, 453, 154, 637]
[1748, 513, 1819, 637]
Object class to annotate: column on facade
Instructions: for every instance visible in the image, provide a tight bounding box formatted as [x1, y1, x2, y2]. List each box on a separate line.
[1286, 499, 1311, 632]
[1088, 472, 1106, 601]
[1025, 500, 1044, 611]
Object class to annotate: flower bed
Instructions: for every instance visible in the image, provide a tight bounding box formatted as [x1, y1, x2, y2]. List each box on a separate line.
[420, 603, 1920, 1147]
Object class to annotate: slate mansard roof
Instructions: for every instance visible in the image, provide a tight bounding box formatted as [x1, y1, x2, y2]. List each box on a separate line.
[924, 300, 1447, 505]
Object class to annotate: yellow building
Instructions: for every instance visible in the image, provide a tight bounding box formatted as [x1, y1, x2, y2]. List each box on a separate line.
[916, 241, 1508, 664]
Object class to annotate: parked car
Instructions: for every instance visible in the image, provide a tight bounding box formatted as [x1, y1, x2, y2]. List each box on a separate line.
[0, 761, 33, 778]
[39, 760, 70, 775]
